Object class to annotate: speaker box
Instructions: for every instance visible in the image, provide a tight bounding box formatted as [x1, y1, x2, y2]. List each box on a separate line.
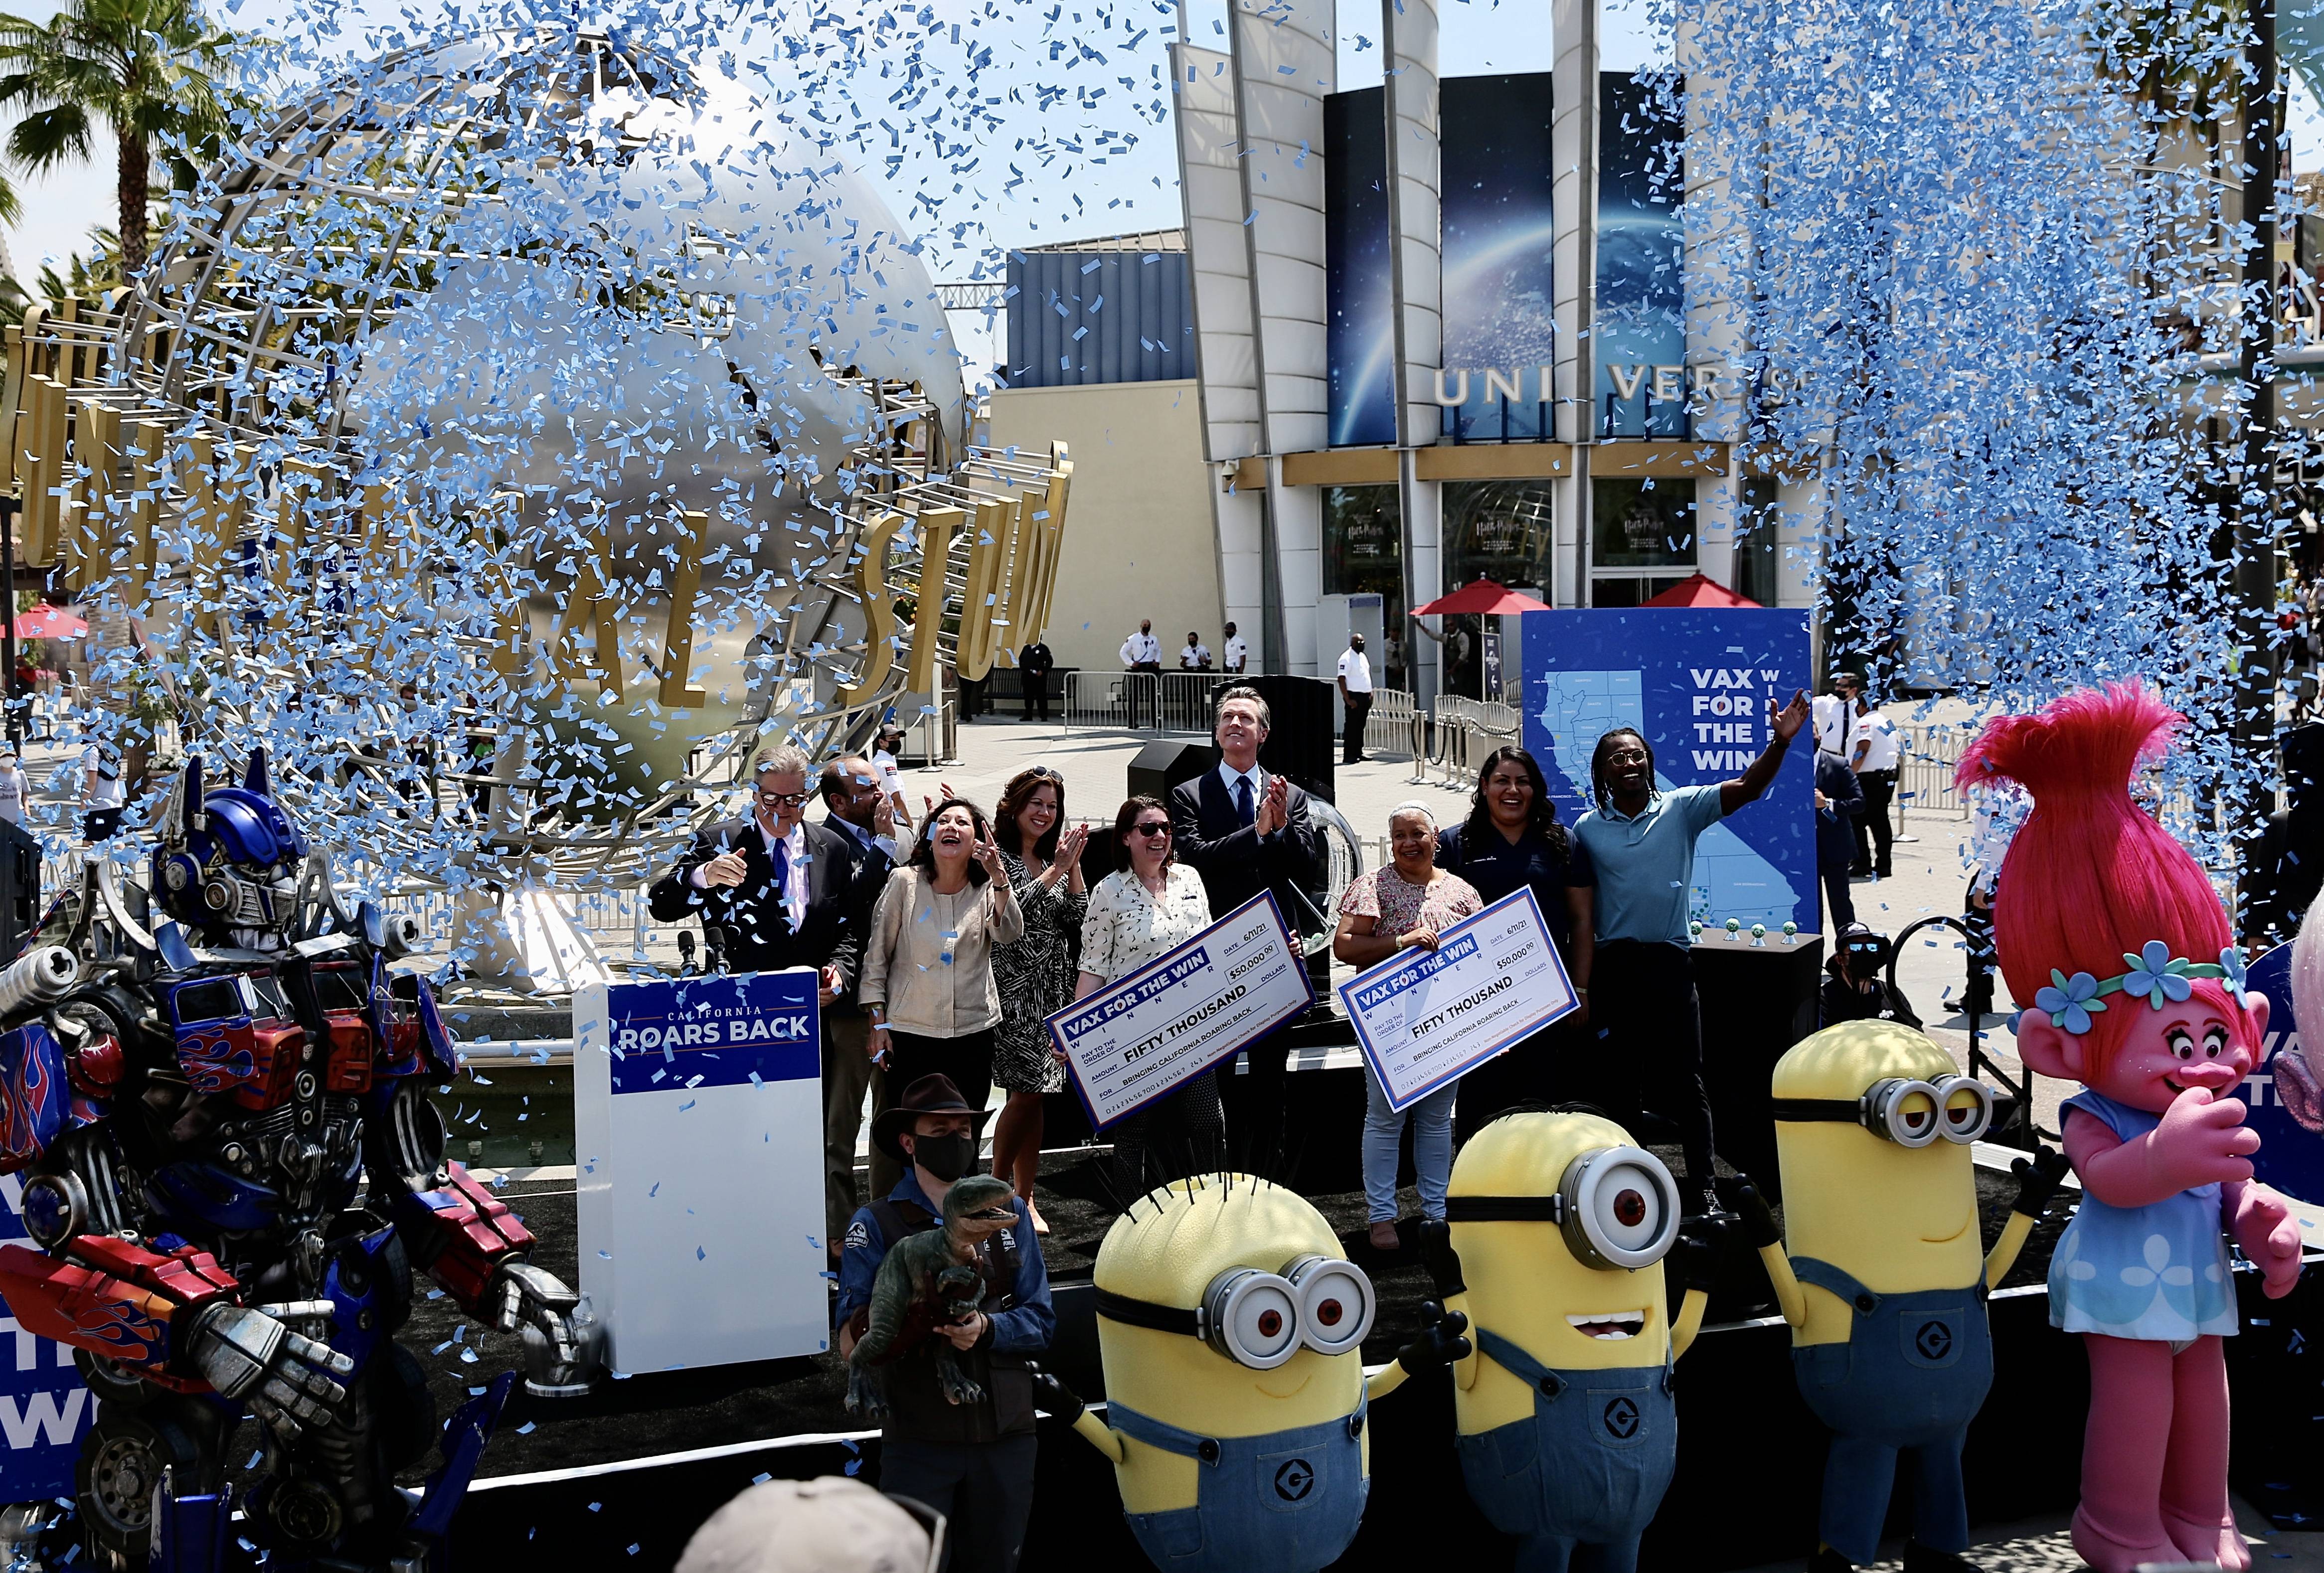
[1238, 674, 1336, 804]
[0, 819, 38, 959]
[1693, 935, 1825, 1197]
[1125, 737, 1215, 804]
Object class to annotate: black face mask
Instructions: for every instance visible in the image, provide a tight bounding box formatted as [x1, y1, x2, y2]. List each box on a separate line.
[911, 1132, 977, 1183]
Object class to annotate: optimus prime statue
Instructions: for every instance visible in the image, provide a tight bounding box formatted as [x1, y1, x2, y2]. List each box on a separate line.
[0, 753, 601, 1571]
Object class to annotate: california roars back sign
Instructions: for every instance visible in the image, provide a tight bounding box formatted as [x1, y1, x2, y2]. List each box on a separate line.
[1519, 608, 1815, 935]
[0, 1171, 89, 1497]
[574, 968, 829, 1374]
[2235, 944, 2324, 1206]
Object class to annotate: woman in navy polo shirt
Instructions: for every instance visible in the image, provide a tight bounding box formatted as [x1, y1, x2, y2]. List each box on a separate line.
[1435, 745, 1596, 1141]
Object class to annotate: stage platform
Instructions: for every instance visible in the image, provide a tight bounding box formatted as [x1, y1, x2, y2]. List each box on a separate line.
[346, 1135, 2324, 1572]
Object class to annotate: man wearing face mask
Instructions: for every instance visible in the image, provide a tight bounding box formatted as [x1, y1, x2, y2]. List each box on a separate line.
[837, 1075, 1054, 1573]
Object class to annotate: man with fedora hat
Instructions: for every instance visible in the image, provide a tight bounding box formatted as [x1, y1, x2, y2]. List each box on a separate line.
[836, 1074, 1053, 1573]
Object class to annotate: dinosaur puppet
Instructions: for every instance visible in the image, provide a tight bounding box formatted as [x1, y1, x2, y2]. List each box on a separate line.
[847, 1174, 1023, 1417]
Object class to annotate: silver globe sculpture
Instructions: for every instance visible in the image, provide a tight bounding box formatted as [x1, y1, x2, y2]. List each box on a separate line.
[35, 24, 1049, 925]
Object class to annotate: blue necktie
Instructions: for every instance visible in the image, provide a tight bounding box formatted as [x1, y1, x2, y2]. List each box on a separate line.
[769, 838, 793, 936]
[1235, 775, 1256, 829]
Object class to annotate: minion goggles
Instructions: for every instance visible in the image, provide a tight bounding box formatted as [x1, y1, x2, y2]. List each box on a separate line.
[1441, 1144, 1682, 1270]
[1770, 1075, 1994, 1147]
[1095, 1255, 1377, 1370]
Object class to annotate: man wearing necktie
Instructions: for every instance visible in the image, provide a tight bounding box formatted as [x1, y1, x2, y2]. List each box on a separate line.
[650, 743, 861, 995]
[1169, 687, 1328, 1168]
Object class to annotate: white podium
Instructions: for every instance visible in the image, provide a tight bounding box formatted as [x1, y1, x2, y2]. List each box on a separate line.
[574, 968, 829, 1374]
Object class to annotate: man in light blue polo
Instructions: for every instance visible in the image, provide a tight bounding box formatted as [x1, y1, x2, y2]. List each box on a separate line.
[1569, 689, 1809, 1214]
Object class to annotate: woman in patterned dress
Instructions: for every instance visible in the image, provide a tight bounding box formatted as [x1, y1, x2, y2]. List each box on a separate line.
[1076, 795, 1220, 1195]
[989, 766, 1090, 1236]
[1334, 800, 1484, 1253]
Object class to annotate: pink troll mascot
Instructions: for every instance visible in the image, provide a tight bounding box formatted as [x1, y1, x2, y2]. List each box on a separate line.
[1960, 683, 2302, 1573]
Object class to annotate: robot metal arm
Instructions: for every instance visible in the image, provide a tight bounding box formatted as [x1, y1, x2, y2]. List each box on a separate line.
[0, 1238, 353, 1439]
[390, 1159, 601, 1395]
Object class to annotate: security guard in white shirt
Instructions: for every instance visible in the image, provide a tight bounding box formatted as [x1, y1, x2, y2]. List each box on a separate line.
[1120, 620, 1163, 728]
[1221, 622, 1247, 675]
[1336, 634, 1374, 765]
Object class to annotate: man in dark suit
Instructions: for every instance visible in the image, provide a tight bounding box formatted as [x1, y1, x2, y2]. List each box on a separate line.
[649, 741, 858, 992]
[1018, 639, 1054, 723]
[1169, 685, 1328, 1168]
[817, 753, 906, 1257]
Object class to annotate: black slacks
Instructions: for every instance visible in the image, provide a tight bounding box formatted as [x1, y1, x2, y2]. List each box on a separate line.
[1852, 768, 1897, 875]
[880, 1433, 1037, 1573]
[1566, 940, 1716, 1187]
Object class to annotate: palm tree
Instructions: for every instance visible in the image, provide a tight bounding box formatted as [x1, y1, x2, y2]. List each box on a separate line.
[0, 0, 241, 278]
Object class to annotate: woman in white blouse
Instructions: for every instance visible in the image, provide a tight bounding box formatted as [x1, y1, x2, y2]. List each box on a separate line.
[1076, 794, 1218, 1192]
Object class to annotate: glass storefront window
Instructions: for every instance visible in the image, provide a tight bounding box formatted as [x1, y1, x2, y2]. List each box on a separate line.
[1590, 478, 1697, 570]
[1736, 473, 1782, 608]
[1324, 484, 1405, 689]
[1443, 480, 1555, 598]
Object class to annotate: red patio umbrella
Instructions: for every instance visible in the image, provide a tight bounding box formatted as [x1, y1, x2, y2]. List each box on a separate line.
[1411, 578, 1554, 617]
[1636, 573, 1760, 608]
[11, 605, 86, 638]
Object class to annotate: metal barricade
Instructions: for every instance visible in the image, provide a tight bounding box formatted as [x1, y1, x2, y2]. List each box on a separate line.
[1364, 689, 1417, 762]
[1156, 671, 1225, 734]
[1897, 722, 1968, 822]
[1062, 669, 1143, 732]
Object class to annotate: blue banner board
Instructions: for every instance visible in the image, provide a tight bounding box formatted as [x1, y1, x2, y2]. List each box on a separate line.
[0, 1175, 90, 1497]
[600, 969, 822, 1096]
[2236, 943, 2324, 1206]
[1518, 607, 1817, 935]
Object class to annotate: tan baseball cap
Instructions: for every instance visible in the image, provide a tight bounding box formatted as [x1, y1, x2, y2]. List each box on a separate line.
[674, 1476, 931, 1573]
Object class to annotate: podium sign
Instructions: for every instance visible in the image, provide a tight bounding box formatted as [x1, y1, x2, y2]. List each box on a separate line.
[575, 968, 829, 1373]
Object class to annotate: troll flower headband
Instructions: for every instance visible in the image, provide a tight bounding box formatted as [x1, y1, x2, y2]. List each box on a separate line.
[2031, 942, 2255, 1035]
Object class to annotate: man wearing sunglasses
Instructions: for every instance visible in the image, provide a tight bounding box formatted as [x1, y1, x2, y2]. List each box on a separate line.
[649, 743, 862, 1000]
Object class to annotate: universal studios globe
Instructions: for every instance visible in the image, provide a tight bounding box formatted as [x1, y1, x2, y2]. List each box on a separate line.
[103, 24, 974, 888]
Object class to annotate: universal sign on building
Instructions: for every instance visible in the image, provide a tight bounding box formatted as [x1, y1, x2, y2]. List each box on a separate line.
[1170, 0, 1794, 692]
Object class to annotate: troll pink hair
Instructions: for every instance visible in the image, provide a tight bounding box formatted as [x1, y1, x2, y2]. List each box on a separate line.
[1955, 682, 2244, 1079]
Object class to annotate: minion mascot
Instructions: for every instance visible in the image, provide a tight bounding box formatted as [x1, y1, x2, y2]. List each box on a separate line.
[1421, 1107, 1725, 1573]
[1032, 1174, 1469, 1573]
[1731, 1020, 2067, 1573]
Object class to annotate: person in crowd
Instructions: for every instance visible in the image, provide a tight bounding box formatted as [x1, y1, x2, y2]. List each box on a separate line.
[871, 724, 915, 838]
[957, 664, 988, 725]
[838, 1074, 1052, 1573]
[1336, 632, 1374, 764]
[1120, 620, 1162, 729]
[1816, 747, 1863, 930]
[1385, 631, 1406, 694]
[1333, 801, 1483, 1253]
[861, 797, 1024, 1124]
[1946, 775, 2024, 1017]
[1833, 671, 1902, 878]
[647, 744, 860, 1004]
[392, 684, 437, 817]
[0, 749, 27, 829]
[1178, 631, 1211, 670]
[459, 698, 497, 822]
[80, 735, 125, 843]
[988, 768, 1088, 1236]
[817, 756, 905, 1259]
[1169, 687, 1328, 1164]
[1017, 637, 1054, 724]
[1570, 690, 1809, 1214]
[1119, 619, 1162, 673]
[1078, 796, 1221, 1190]
[1434, 746, 1594, 1140]
[1820, 923, 1921, 1028]
[1221, 620, 1247, 675]
[674, 1476, 938, 1573]
[2240, 722, 2324, 950]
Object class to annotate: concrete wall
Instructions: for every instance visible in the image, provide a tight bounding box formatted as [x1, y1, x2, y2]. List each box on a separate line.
[984, 379, 1225, 675]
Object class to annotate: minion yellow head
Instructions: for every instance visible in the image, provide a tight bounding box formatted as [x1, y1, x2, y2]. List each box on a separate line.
[1771, 1020, 1992, 1294]
[1446, 1109, 1679, 1383]
[1093, 1175, 1371, 1439]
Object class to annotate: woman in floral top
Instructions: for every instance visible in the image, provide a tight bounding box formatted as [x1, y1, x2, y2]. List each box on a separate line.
[990, 767, 1090, 1236]
[1076, 794, 1218, 1193]
[1334, 800, 1484, 1252]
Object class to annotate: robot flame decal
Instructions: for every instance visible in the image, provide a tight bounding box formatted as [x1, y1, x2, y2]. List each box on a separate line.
[69, 1300, 168, 1366]
[175, 1023, 261, 1099]
[0, 1024, 67, 1173]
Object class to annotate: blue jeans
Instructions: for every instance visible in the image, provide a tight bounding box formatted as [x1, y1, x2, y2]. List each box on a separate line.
[1363, 1063, 1455, 1223]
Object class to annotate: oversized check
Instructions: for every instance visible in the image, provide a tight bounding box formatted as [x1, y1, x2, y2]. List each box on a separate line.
[1338, 886, 1578, 1113]
[1048, 891, 1314, 1130]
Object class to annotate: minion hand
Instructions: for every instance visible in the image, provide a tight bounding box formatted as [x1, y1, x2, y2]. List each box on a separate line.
[1394, 1303, 1472, 1375]
[1671, 1215, 1729, 1293]
[1417, 1219, 1465, 1297]
[2009, 1145, 2071, 1219]
[1025, 1363, 1085, 1425]
[1715, 1176, 1781, 1249]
